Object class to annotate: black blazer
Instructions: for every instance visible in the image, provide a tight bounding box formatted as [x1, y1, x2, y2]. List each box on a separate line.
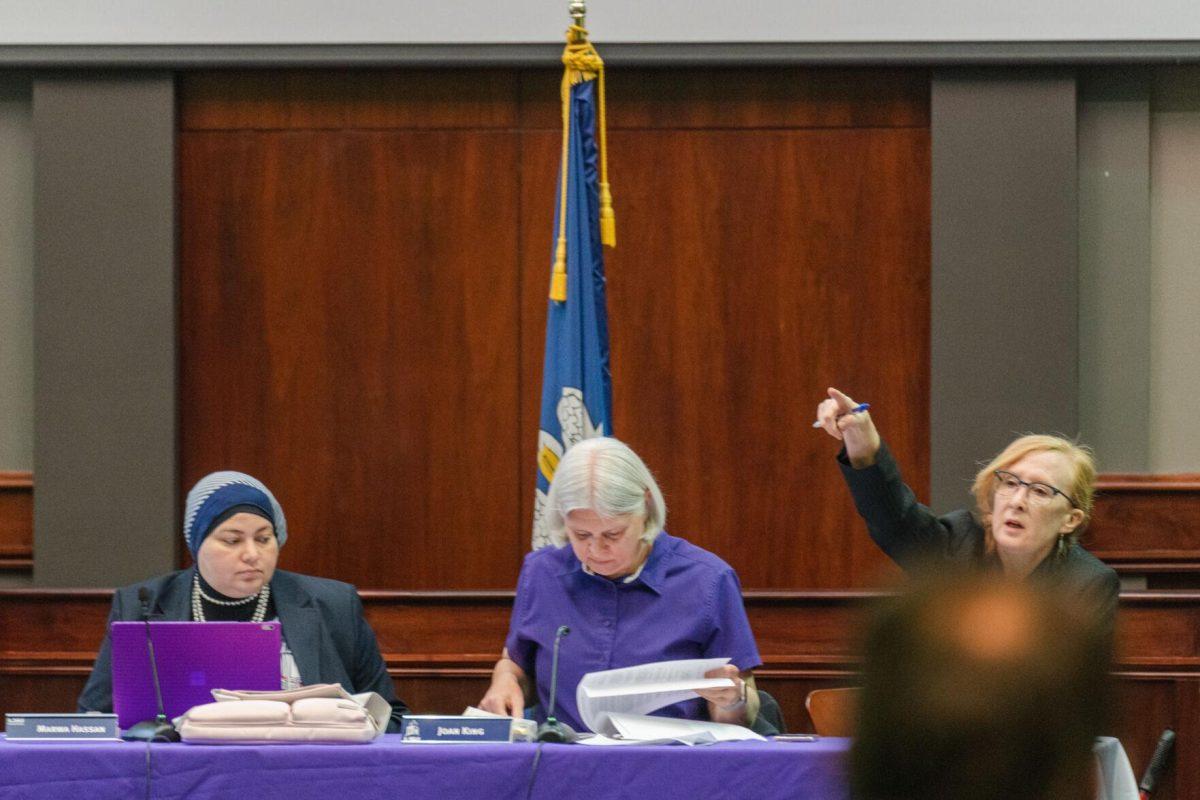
[78, 567, 409, 731]
[838, 442, 1120, 636]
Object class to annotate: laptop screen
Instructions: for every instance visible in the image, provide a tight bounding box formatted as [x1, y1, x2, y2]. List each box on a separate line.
[110, 621, 282, 729]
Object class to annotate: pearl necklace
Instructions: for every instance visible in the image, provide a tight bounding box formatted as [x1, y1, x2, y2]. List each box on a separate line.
[191, 573, 270, 623]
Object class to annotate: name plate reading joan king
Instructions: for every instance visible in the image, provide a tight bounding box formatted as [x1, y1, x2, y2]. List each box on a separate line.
[401, 715, 532, 743]
[5, 713, 121, 741]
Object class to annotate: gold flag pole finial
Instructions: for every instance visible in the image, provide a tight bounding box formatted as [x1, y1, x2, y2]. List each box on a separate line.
[568, 0, 586, 26]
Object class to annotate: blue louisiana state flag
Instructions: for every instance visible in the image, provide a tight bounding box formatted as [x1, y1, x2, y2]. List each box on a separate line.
[531, 27, 617, 549]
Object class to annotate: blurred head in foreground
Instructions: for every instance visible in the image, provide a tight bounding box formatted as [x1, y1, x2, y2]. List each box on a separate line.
[851, 574, 1112, 800]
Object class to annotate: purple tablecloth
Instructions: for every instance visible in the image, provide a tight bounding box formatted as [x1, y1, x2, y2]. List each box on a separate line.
[0, 734, 850, 800]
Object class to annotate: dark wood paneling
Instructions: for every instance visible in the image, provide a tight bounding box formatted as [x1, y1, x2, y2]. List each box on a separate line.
[0, 471, 32, 572]
[1111, 677, 1197, 800]
[180, 68, 930, 592]
[519, 68, 931, 129]
[519, 124, 930, 589]
[180, 70, 519, 130]
[4, 588, 1199, 796]
[11, 469, 1199, 584]
[1090, 475, 1200, 574]
[178, 126, 524, 589]
[1115, 593, 1200, 668]
[12, 468, 1198, 585]
[0, 589, 880, 734]
[607, 125, 929, 589]
[361, 591, 512, 660]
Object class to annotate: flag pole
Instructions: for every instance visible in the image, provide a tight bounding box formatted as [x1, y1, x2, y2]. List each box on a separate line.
[550, 0, 615, 303]
[566, 0, 617, 249]
[531, 0, 616, 547]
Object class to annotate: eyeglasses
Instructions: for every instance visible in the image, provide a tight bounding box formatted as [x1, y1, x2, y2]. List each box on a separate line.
[993, 470, 1078, 509]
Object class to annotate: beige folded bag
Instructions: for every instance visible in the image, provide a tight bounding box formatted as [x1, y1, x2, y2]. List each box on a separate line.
[178, 683, 391, 744]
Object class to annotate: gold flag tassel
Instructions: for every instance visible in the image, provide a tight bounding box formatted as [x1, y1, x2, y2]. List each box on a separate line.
[596, 62, 616, 248]
[549, 52, 572, 303]
[551, 23, 616, 302]
[595, 62, 614, 247]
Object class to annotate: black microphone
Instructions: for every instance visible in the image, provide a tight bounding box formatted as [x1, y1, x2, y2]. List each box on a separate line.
[536, 625, 578, 743]
[1138, 728, 1176, 799]
[121, 587, 181, 742]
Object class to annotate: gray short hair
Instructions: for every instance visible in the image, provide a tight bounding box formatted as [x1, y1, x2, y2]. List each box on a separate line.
[545, 437, 667, 548]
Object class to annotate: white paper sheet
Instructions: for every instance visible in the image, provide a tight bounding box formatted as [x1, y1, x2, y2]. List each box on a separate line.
[582, 678, 735, 699]
[574, 730, 721, 746]
[462, 706, 505, 718]
[575, 733, 657, 746]
[603, 712, 765, 742]
[575, 657, 734, 733]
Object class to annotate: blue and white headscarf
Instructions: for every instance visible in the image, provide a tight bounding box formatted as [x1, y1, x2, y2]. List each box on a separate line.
[183, 471, 288, 557]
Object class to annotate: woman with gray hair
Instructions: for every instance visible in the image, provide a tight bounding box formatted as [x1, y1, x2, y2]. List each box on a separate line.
[479, 437, 765, 732]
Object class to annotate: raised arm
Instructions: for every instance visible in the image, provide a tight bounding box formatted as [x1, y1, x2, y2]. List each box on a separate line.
[817, 387, 978, 568]
[815, 386, 881, 467]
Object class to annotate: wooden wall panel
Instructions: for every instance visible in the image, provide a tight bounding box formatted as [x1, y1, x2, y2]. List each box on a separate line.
[180, 70, 519, 131]
[179, 122, 524, 589]
[12, 469, 1197, 585]
[11, 470, 1198, 584]
[606, 125, 929, 589]
[0, 471, 32, 572]
[1090, 475, 1200, 577]
[519, 124, 929, 589]
[518, 68, 931, 130]
[1110, 677, 1198, 800]
[180, 68, 929, 591]
[3, 588, 1198, 799]
[1115, 593, 1200, 668]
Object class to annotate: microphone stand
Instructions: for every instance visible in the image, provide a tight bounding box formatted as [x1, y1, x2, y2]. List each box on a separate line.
[1139, 729, 1176, 800]
[122, 588, 181, 742]
[536, 625, 578, 743]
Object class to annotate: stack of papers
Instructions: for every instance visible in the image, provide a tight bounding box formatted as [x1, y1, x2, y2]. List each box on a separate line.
[574, 658, 765, 746]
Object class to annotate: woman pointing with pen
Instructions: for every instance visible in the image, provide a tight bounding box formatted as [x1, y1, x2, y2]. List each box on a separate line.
[815, 387, 1118, 636]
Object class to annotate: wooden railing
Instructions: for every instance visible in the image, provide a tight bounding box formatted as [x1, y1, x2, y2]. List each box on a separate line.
[1, 588, 1197, 799]
[0, 471, 32, 573]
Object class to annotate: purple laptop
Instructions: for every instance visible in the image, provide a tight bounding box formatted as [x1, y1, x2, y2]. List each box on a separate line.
[110, 621, 282, 729]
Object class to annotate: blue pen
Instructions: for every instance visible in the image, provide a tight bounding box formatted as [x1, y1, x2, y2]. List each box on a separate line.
[811, 402, 870, 428]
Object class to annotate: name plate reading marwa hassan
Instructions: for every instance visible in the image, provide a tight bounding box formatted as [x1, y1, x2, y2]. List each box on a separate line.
[6, 714, 121, 741]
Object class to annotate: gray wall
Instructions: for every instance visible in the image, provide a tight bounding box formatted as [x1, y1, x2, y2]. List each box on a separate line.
[1077, 72, 1152, 472]
[1, 1, 1198, 44]
[0, 74, 33, 472]
[1147, 69, 1200, 473]
[930, 70, 1079, 510]
[1077, 67, 1200, 474]
[32, 74, 177, 587]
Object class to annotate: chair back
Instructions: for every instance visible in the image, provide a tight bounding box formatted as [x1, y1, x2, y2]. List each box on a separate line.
[805, 687, 859, 737]
[753, 689, 785, 735]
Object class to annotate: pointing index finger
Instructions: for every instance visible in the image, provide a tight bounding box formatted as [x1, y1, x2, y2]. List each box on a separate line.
[827, 386, 858, 412]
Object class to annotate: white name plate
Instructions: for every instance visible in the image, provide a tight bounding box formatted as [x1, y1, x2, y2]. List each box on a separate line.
[6, 713, 121, 741]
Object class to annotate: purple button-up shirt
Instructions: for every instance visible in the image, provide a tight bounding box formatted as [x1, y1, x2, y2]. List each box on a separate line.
[505, 532, 762, 733]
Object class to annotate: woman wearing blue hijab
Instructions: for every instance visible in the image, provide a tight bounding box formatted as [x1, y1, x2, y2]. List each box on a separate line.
[78, 471, 408, 730]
